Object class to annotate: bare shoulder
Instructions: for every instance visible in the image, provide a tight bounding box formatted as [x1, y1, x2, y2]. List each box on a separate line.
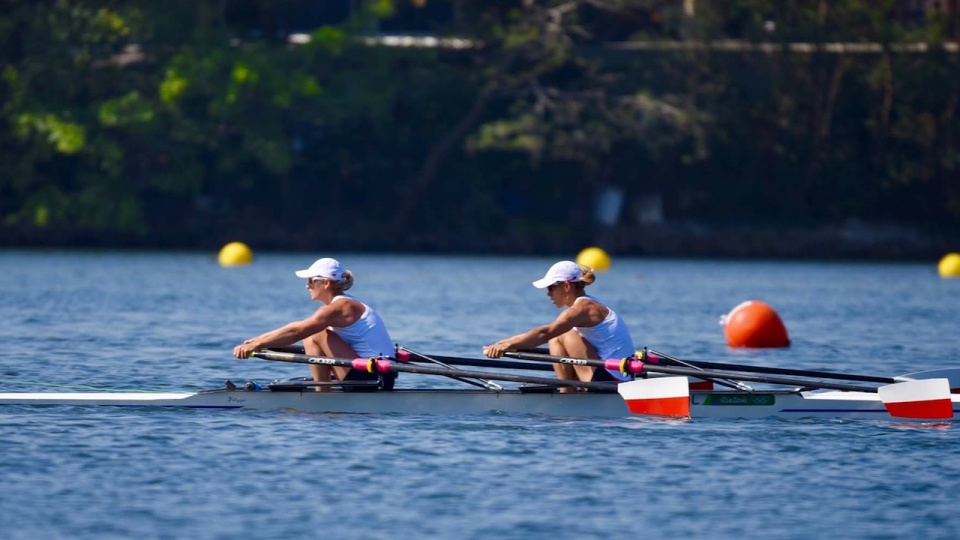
[574, 296, 609, 321]
[307, 302, 337, 321]
[330, 296, 365, 321]
[556, 300, 593, 327]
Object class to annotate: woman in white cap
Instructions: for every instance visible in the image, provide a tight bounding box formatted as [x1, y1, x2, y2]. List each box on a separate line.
[232, 258, 394, 391]
[483, 260, 635, 392]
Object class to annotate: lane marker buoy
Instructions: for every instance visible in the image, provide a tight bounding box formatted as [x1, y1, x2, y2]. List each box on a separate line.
[218, 242, 254, 267]
[720, 300, 790, 348]
[939, 253, 960, 278]
[576, 247, 611, 271]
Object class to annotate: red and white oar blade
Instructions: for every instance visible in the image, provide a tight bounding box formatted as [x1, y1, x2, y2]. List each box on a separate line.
[878, 378, 954, 420]
[618, 377, 690, 418]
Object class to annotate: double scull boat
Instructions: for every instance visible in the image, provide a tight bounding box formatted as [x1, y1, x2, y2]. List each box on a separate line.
[1, 383, 958, 420]
[0, 351, 960, 420]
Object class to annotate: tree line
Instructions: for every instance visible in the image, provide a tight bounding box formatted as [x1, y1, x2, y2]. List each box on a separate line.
[1, 1, 957, 256]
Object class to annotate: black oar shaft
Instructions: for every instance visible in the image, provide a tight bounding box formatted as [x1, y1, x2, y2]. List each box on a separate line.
[251, 351, 616, 391]
[645, 350, 896, 385]
[273, 345, 555, 372]
[644, 364, 879, 393]
[502, 350, 744, 391]
[515, 347, 897, 385]
[504, 351, 880, 393]
[398, 350, 553, 372]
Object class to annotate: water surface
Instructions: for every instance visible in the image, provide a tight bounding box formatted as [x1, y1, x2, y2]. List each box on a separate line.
[1, 251, 958, 539]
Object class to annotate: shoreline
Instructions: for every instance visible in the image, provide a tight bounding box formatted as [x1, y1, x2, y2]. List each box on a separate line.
[2, 222, 955, 262]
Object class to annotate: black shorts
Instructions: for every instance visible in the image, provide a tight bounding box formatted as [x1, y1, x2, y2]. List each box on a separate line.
[342, 368, 378, 382]
[590, 367, 620, 383]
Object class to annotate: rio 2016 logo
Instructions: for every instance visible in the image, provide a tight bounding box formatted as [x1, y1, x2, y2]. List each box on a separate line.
[693, 394, 776, 406]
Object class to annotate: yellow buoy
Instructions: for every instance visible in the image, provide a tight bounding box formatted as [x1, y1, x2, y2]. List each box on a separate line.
[576, 246, 611, 271]
[938, 253, 960, 278]
[218, 242, 254, 267]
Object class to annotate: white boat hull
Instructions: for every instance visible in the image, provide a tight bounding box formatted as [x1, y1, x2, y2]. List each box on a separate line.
[2, 388, 957, 420]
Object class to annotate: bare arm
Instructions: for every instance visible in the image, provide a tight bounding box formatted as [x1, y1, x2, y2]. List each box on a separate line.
[232, 300, 358, 358]
[484, 302, 601, 358]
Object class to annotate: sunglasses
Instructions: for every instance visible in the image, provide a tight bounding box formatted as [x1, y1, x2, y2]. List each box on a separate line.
[308, 277, 327, 285]
[547, 282, 563, 292]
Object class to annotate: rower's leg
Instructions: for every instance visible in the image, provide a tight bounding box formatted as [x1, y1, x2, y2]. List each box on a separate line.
[304, 330, 358, 391]
[549, 339, 576, 393]
[549, 330, 600, 392]
[550, 331, 600, 389]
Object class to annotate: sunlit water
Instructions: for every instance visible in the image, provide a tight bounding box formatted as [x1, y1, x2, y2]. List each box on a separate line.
[1, 250, 959, 539]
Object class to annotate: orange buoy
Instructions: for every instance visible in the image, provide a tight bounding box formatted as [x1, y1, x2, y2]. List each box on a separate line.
[720, 300, 790, 348]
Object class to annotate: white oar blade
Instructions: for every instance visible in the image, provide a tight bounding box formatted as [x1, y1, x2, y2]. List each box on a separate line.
[618, 377, 690, 418]
[878, 378, 954, 420]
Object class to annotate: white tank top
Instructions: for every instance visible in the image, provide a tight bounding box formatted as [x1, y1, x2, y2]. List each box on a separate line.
[329, 295, 394, 358]
[573, 295, 635, 381]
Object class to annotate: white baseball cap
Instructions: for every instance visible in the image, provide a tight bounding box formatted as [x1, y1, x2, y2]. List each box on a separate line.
[294, 258, 345, 281]
[532, 260, 583, 289]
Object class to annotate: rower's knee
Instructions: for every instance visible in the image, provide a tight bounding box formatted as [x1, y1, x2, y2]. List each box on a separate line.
[548, 335, 571, 356]
[306, 328, 352, 357]
[303, 332, 325, 354]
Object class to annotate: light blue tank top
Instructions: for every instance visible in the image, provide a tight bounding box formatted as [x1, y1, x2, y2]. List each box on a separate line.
[573, 295, 635, 381]
[329, 295, 394, 358]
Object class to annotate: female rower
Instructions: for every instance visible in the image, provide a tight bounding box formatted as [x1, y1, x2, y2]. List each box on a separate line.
[483, 260, 635, 392]
[232, 257, 394, 392]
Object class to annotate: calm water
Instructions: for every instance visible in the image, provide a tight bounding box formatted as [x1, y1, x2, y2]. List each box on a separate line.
[1, 250, 959, 539]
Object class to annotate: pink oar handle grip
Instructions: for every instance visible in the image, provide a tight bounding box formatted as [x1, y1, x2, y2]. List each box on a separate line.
[351, 358, 395, 373]
[395, 350, 412, 363]
[604, 359, 644, 374]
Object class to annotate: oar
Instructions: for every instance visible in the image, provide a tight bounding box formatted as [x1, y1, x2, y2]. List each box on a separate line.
[643, 349, 898, 385]
[503, 351, 905, 392]
[877, 378, 953, 419]
[395, 349, 554, 372]
[499, 350, 752, 392]
[618, 375, 953, 420]
[265, 347, 500, 390]
[398, 347, 504, 391]
[271, 345, 556, 372]
[250, 350, 617, 392]
[502, 351, 954, 419]
[618, 377, 692, 417]
[516, 347, 905, 386]
[507, 348, 908, 388]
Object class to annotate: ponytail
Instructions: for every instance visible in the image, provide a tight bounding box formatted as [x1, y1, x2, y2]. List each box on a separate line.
[340, 270, 354, 291]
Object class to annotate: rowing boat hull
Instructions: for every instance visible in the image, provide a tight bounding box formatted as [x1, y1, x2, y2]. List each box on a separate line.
[2, 388, 958, 419]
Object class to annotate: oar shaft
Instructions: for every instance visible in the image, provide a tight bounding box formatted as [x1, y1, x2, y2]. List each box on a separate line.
[397, 350, 553, 371]
[271, 346, 555, 372]
[503, 350, 747, 391]
[640, 364, 879, 393]
[515, 347, 897, 385]
[504, 351, 880, 393]
[251, 350, 616, 391]
[645, 350, 896, 384]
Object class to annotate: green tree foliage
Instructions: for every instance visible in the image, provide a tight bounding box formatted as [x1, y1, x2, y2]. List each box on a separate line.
[0, 0, 412, 238]
[0, 0, 957, 252]
[679, 0, 960, 225]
